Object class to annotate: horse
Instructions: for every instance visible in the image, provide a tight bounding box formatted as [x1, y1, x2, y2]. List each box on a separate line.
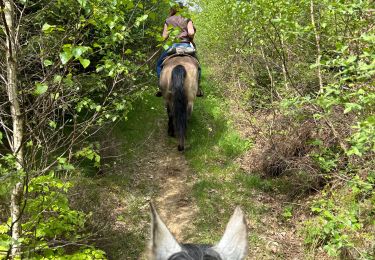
[149, 203, 248, 260]
[159, 54, 199, 151]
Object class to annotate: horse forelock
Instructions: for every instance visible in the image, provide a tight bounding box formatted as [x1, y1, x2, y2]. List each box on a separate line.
[168, 244, 222, 260]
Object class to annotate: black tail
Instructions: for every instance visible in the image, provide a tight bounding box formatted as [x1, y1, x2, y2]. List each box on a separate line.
[171, 65, 187, 151]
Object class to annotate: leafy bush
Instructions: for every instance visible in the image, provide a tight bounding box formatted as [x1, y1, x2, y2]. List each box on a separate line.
[0, 174, 105, 259]
[218, 132, 252, 159]
[303, 172, 375, 259]
[195, 0, 374, 257]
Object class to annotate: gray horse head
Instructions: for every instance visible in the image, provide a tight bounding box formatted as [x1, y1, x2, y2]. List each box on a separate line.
[149, 204, 248, 260]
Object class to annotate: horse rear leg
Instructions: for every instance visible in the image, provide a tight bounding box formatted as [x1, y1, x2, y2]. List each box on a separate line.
[187, 102, 194, 120]
[178, 136, 185, 151]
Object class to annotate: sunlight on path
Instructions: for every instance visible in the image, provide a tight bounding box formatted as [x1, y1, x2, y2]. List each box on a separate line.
[136, 119, 198, 258]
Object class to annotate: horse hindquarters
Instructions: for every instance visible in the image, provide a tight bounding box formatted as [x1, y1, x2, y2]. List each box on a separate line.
[171, 65, 187, 151]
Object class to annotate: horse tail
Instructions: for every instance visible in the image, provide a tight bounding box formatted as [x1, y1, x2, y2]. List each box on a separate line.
[172, 65, 187, 151]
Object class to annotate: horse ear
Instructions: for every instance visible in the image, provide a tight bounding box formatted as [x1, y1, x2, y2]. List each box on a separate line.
[150, 203, 181, 260]
[212, 207, 248, 260]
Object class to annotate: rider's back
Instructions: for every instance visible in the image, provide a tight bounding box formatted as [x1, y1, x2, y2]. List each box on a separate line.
[165, 15, 193, 43]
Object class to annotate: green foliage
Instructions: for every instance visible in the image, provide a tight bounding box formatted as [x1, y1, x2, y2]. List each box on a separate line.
[1, 0, 373, 258]
[0, 174, 106, 259]
[0, 155, 21, 200]
[33, 83, 49, 96]
[1, 0, 172, 258]
[304, 172, 375, 259]
[0, 223, 11, 258]
[311, 144, 339, 173]
[282, 205, 293, 221]
[195, 0, 374, 257]
[217, 131, 252, 159]
[348, 115, 375, 156]
[75, 144, 101, 168]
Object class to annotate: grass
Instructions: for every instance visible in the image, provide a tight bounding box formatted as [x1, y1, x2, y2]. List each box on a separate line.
[72, 90, 165, 259]
[73, 67, 293, 259]
[180, 69, 284, 248]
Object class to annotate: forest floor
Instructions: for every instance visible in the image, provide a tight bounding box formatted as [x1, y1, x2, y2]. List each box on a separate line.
[72, 72, 330, 259]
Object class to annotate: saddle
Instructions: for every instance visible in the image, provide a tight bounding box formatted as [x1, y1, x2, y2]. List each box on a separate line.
[162, 43, 199, 66]
[162, 53, 199, 66]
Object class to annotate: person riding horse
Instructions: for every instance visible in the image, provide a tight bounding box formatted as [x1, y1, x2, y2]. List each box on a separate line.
[156, 2, 203, 97]
[157, 3, 201, 151]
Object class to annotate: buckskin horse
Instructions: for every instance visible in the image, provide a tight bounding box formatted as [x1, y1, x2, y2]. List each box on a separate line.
[159, 53, 199, 151]
[149, 203, 248, 260]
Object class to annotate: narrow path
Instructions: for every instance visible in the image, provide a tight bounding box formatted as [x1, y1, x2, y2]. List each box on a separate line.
[125, 118, 199, 260]
[76, 92, 322, 259]
[137, 118, 198, 240]
[74, 98, 198, 259]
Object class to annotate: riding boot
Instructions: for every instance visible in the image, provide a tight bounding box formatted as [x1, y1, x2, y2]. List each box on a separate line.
[155, 89, 162, 97]
[196, 87, 204, 97]
[195, 65, 203, 97]
[155, 81, 162, 97]
[196, 76, 203, 97]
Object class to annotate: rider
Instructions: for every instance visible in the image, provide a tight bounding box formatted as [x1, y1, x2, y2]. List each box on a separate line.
[156, 2, 203, 97]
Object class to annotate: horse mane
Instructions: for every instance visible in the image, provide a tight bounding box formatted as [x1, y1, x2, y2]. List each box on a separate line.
[169, 244, 222, 260]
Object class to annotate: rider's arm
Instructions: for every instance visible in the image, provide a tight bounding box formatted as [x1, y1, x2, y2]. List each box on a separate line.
[187, 20, 195, 37]
[162, 23, 169, 40]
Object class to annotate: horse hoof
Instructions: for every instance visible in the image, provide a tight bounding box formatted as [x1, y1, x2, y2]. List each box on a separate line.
[178, 145, 184, 151]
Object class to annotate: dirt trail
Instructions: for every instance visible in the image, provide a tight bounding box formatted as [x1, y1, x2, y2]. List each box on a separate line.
[85, 96, 319, 259]
[134, 118, 307, 260]
[136, 119, 198, 240]
[75, 113, 199, 259]
[129, 114, 308, 260]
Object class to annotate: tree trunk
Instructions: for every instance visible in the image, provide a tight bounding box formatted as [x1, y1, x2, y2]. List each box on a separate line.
[310, 0, 324, 93]
[1, 0, 24, 258]
[260, 46, 280, 102]
[280, 36, 289, 92]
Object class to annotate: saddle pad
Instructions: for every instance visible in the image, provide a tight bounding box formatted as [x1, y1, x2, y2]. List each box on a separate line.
[162, 54, 200, 66]
[167, 44, 196, 55]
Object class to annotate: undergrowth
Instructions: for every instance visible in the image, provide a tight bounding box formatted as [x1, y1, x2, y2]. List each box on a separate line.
[71, 90, 164, 259]
[72, 67, 293, 258]
[303, 167, 375, 259]
[182, 69, 290, 252]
